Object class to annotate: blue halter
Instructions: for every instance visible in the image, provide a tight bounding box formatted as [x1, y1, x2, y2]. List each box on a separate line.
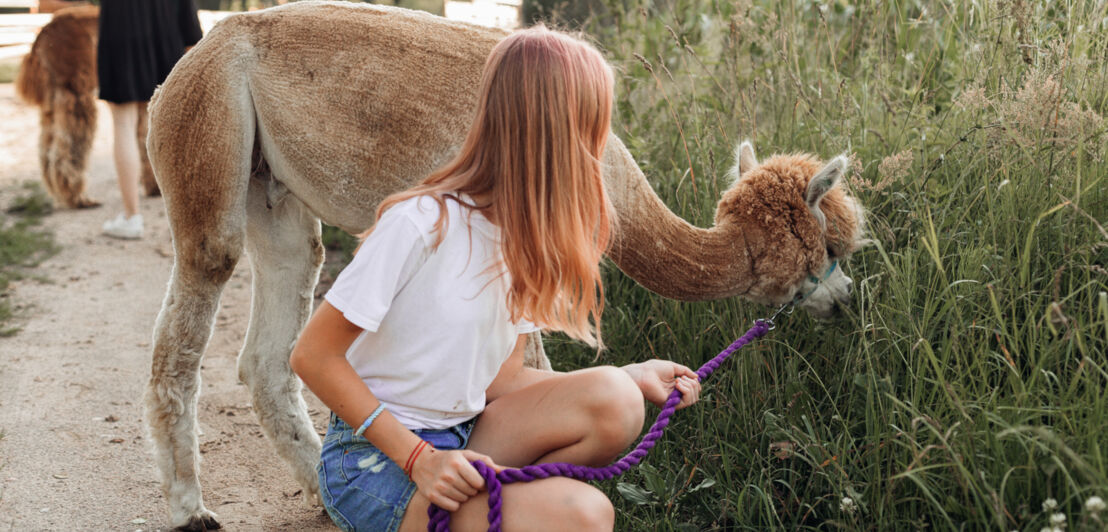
[798, 259, 839, 303]
[760, 260, 839, 330]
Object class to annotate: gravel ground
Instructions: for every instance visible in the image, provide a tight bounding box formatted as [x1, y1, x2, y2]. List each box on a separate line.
[0, 82, 335, 531]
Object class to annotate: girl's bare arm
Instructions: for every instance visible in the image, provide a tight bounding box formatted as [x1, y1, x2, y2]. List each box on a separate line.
[290, 301, 425, 466]
[290, 301, 495, 511]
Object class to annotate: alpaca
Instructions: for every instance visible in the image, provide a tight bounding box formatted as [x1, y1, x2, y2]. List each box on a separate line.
[145, 2, 866, 529]
[14, 5, 158, 209]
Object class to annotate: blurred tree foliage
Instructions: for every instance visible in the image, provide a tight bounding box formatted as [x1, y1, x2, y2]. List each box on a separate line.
[521, 0, 606, 28]
[194, 0, 442, 16]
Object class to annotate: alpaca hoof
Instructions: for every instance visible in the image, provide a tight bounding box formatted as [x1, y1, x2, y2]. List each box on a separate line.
[174, 513, 222, 531]
[303, 486, 322, 507]
[74, 198, 101, 209]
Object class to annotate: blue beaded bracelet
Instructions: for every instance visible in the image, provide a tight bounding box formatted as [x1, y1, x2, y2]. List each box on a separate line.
[354, 403, 387, 438]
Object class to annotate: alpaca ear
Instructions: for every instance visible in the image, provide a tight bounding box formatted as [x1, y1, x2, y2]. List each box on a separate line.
[806, 155, 847, 208]
[727, 140, 758, 184]
[738, 141, 758, 174]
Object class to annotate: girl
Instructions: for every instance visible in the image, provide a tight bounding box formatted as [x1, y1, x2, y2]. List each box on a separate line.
[98, 0, 202, 239]
[290, 26, 702, 532]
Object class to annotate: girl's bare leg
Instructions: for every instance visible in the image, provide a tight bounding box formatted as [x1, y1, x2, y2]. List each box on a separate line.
[108, 101, 142, 217]
[399, 366, 646, 531]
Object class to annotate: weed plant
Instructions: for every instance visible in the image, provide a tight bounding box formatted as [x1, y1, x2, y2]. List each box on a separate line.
[0, 183, 57, 336]
[531, 0, 1108, 530]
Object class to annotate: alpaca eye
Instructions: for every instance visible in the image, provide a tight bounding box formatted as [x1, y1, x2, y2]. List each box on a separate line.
[826, 246, 837, 259]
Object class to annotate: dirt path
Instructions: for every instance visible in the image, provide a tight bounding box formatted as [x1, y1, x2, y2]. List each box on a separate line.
[0, 83, 334, 530]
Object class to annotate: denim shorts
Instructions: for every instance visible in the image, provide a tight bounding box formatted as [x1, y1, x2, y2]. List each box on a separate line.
[317, 412, 475, 532]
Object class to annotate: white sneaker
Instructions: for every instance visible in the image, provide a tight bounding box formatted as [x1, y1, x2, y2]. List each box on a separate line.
[102, 213, 143, 240]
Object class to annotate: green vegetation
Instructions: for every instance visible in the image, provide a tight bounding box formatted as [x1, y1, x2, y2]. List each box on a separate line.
[526, 1, 1108, 530]
[318, 0, 1106, 528]
[0, 59, 20, 85]
[0, 183, 58, 337]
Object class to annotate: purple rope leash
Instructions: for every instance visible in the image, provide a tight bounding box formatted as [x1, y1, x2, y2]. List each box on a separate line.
[427, 319, 773, 532]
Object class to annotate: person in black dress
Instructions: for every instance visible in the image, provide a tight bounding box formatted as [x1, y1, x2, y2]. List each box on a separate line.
[98, 0, 202, 239]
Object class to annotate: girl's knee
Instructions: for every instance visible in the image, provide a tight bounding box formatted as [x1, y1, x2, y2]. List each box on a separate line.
[502, 480, 612, 531]
[564, 483, 615, 531]
[585, 366, 645, 450]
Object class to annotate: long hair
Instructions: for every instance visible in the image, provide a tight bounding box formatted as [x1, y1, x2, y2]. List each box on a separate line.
[373, 26, 615, 347]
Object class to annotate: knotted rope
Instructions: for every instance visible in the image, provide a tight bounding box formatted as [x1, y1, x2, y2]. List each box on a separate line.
[427, 319, 773, 532]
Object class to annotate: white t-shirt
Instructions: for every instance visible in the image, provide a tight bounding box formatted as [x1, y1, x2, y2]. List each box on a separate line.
[324, 194, 538, 430]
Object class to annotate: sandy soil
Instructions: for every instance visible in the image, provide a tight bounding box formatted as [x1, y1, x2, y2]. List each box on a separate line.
[0, 82, 336, 531]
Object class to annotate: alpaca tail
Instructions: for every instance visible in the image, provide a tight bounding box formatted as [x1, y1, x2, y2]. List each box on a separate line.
[14, 45, 47, 106]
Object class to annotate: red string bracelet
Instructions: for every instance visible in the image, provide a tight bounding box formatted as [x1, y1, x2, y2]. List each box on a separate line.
[405, 440, 429, 477]
[405, 440, 432, 478]
[403, 441, 423, 474]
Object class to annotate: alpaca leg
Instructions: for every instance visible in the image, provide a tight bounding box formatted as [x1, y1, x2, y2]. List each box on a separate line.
[147, 218, 247, 530]
[237, 176, 324, 504]
[47, 88, 98, 209]
[136, 103, 160, 197]
[145, 64, 254, 529]
[38, 98, 60, 201]
[147, 263, 237, 531]
[522, 330, 551, 370]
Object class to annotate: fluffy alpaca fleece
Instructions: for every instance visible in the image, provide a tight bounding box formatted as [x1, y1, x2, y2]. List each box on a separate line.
[144, 2, 867, 529]
[14, 5, 158, 209]
[716, 153, 866, 304]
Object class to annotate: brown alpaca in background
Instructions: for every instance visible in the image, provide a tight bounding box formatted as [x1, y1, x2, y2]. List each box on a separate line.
[14, 5, 158, 209]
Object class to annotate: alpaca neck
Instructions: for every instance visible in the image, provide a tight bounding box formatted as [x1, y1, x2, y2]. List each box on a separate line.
[602, 136, 754, 302]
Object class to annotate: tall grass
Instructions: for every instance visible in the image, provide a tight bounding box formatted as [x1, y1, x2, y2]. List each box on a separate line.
[535, 0, 1108, 529]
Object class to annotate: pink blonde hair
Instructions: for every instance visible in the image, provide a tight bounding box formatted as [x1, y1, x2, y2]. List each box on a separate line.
[371, 26, 616, 347]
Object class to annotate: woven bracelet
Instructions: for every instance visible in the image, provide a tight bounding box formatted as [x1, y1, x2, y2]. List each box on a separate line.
[354, 403, 387, 438]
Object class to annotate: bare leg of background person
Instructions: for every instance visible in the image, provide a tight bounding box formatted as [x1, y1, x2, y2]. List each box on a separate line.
[109, 101, 141, 217]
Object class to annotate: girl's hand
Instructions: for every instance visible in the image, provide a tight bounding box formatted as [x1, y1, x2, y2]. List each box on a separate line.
[623, 360, 702, 410]
[409, 448, 502, 511]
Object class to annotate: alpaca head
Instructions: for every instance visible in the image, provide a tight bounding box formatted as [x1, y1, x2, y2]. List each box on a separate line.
[717, 140, 866, 319]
